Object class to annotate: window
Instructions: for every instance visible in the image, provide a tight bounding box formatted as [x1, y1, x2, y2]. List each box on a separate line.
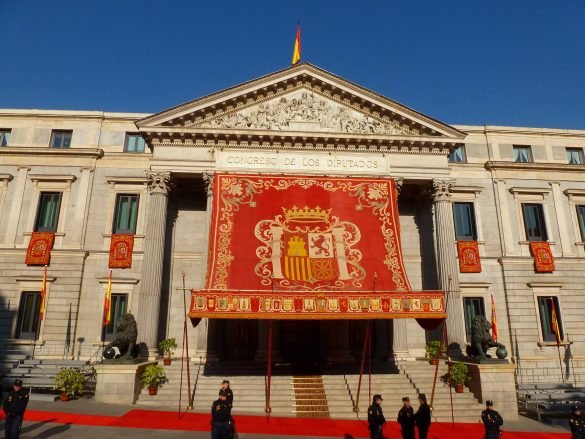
[566, 148, 584, 165]
[513, 145, 533, 163]
[50, 130, 72, 148]
[453, 202, 477, 240]
[102, 294, 128, 341]
[15, 292, 42, 339]
[448, 145, 466, 163]
[538, 296, 563, 343]
[522, 203, 547, 241]
[124, 134, 146, 153]
[112, 194, 139, 234]
[0, 129, 11, 146]
[34, 192, 62, 232]
[577, 206, 585, 241]
[463, 297, 485, 338]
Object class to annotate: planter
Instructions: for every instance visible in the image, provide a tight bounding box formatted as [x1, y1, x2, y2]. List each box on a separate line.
[148, 386, 158, 396]
[455, 384, 464, 393]
[430, 358, 439, 366]
[163, 358, 171, 366]
[60, 393, 71, 401]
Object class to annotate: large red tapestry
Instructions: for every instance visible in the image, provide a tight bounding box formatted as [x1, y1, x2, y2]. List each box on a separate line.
[457, 241, 481, 273]
[109, 234, 134, 269]
[25, 232, 55, 266]
[190, 174, 446, 320]
[530, 241, 555, 273]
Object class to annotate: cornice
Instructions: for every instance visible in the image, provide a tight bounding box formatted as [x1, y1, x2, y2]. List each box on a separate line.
[485, 161, 585, 173]
[457, 125, 585, 138]
[0, 173, 14, 182]
[106, 176, 148, 185]
[29, 174, 77, 183]
[0, 147, 104, 159]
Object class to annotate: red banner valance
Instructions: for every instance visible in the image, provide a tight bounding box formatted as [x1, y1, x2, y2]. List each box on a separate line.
[25, 232, 55, 266]
[189, 290, 446, 320]
[109, 234, 134, 268]
[530, 241, 555, 273]
[190, 174, 445, 321]
[457, 241, 481, 273]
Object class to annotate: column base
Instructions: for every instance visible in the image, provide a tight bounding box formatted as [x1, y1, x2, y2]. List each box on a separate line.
[392, 349, 412, 361]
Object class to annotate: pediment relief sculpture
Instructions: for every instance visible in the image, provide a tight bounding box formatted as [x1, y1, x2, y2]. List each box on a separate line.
[194, 89, 421, 136]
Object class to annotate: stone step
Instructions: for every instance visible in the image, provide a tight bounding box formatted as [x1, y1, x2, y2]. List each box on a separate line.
[30, 393, 60, 402]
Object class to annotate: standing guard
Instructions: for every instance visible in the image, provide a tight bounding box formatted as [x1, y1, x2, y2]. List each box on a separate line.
[414, 393, 431, 439]
[367, 394, 386, 439]
[397, 396, 415, 439]
[570, 405, 585, 439]
[481, 400, 503, 439]
[211, 389, 232, 439]
[221, 380, 234, 407]
[2, 379, 29, 439]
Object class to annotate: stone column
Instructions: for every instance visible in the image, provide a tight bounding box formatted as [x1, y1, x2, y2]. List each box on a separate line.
[195, 172, 214, 360]
[432, 179, 466, 355]
[391, 177, 410, 360]
[137, 171, 173, 358]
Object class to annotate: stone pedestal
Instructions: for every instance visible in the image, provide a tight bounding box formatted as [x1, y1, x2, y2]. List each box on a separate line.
[94, 361, 156, 405]
[465, 361, 518, 420]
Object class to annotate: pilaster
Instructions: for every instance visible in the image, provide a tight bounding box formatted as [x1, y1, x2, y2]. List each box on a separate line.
[2, 166, 29, 248]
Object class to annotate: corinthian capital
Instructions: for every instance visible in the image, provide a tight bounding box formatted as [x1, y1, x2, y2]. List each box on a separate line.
[202, 171, 214, 197]
[146, 171, 174, 195]
[393, 177, 404, 196]
[431, 178, 454, 202]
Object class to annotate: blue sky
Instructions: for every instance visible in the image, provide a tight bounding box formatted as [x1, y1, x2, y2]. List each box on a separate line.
[1, 0, 584, 128]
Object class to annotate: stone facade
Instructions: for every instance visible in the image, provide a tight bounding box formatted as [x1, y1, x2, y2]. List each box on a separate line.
[1, 64, 585, 385]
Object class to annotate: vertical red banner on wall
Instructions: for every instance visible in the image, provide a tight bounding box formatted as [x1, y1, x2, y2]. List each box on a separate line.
[109, 234, 134, 268]
[456, 241, 481, 273]
[529, 242, 555, 273]
[25, 232, 55, 266]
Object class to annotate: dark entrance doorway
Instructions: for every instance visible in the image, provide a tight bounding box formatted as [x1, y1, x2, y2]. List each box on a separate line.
[280, 320, 321, 363]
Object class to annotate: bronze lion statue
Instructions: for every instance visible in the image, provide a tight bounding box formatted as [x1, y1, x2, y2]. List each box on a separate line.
[467, 315, 507, 359]
[103, 313, 138, 360]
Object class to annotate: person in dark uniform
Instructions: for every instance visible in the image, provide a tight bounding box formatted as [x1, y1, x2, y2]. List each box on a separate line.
[414, 393, 431, 439]
[397, 396, 415, 439]
[3, 379, 29, 439]
[211, 389, 232, 439]
[367, 394, 386, 439]
[481, 400, 503, 439]
[221, 380, 233, 407]
[570, 405, 585, 439]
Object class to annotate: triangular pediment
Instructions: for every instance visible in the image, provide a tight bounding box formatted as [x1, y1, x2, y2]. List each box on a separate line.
[137, 63, 465, 140]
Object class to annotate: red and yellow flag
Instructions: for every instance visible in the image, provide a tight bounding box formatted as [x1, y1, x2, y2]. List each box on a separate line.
[103, 270, 112, 326]
[551, 299, 562, 347]
[39, 266, 47, 321]
[491, 293, 498, 342]
[292, 24, 301, 65]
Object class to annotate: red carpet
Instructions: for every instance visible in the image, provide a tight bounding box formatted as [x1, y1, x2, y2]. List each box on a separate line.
[1, 409, 570, 438]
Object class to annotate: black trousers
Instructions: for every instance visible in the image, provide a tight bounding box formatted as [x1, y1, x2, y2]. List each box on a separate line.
[369, 424, 382, 439]
[211, 421, 230, 439]
[4, 413, 23, 439]
[485, 431, 501, 439]
[418, 426, 429, 439]
[401, 427, 415, 439]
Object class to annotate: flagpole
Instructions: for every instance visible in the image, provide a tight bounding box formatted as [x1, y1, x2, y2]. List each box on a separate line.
[550, 298, 564, 383]
[567, 333, 577, 386]
[33, 265, 48, 361]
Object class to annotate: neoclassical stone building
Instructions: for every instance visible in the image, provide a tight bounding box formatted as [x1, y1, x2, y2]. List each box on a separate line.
[1, 63, 585, 385]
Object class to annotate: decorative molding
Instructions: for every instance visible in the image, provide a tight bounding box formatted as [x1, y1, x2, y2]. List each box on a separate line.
[452, 185, 483, 194]
[106, 176, 148, 185]
[509, 187, 551, 196]
[0, 173, 14, 182]
[563, 189, 585, 199]
[431, 179, 455, 202]
[0, 147, 104, 159]
[146, 171, 173, 195]
[97, 277, 140, 284]
[393, 177, 404, 195]
[485, 161, 585, 173]
[202, 171, 214, 197]
[29, 174, 77, 184]
[15, 275, 56, 283]
[460, 282, 491, 288]
[527, 282, 563, 288]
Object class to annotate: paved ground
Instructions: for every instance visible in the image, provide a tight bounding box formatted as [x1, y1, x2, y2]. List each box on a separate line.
[0, 398, 570, 438]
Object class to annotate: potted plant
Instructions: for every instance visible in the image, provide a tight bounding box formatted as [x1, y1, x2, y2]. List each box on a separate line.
[425, 340, 442, 365]
[449, 362, 470, 393]
[142, 364, 166, 396]
[158, 338, 177, 366]
[53, 368, 85, 401]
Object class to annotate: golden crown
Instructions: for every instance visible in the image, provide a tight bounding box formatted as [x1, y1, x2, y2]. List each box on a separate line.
[283, 205, 331, 222]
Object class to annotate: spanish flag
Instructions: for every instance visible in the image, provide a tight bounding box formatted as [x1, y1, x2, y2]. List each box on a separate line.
[103, 270, 112, 326]
[551, 299, 562, 347]
[491, 293, 498, 342]
[40, 266, 47, 321]
[292, 23, 301, 65]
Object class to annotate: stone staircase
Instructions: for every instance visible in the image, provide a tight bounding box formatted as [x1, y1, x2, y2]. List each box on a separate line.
[135, 359, 484, 422]
[398, 360, 485, 422]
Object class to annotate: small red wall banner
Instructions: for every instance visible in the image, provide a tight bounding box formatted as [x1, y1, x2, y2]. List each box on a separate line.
[109, 234, 134, 269]
[529, 241, 555, 273]
[457, 241, 482, 273]
[25, 232, 55, 266]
